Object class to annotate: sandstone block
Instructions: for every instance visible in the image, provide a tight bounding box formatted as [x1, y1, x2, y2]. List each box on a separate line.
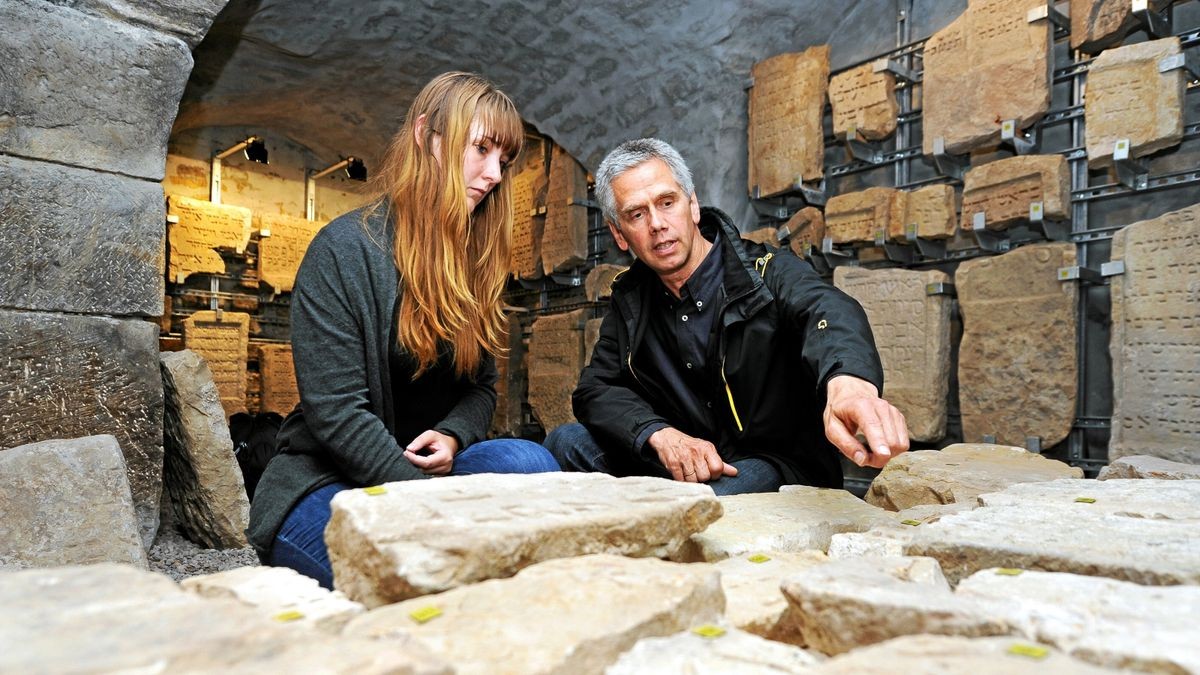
[960, 154, 1070, 231]
[584, 317, 604, 365]
[609, 625, 823, 674]
[1071, 0, 1172, 54]
[541, 144, 589, 273]
[168, 195, 254, 283]
[0, 0, 192, 180]
[527, 309, 587, 432]
[716, 550, 829, 644]
[673, 487, 895, 562]
[830, 61, 898, 141]
[183, 311, 251, 417]
[956, 243, 1077, 446]
[1086, 38, 1185, 167]
[258, 343, 299, 415]
[492, 312, 526, 437]
[1109, 203, 1200, 465]
[893, 501, 978, 523]
[834, 267, 952, 442]
[784, 206, 827, 255]
[0, 435, 145, 569]
[825, 187, 905, 244]
[1099, 455, 1200, 481]
[161, 350, 250, 549]
[742, 227, 781, 246]
[826, 531, 908, 559]
[902, 183, 958, 240]
[976, 477, 1200, 521]
[45, 0, 225, 48]
[182, 566, 365, 634]
[749, 46, 829, 197]
[326, 473, 722, 607]
[814, 635, 1119, 674]
[343, 554, 724, 675]
[511, 146, 548, 279]
[0, 310, 163, 548]
[585, 263, 627, 302]
[255, 212, 323, 293]
[0, 154, 165, 316]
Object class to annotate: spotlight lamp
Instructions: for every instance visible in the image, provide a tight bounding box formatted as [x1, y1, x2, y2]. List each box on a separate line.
[306, 156, 369, 220]
[210, 135, 269, 204]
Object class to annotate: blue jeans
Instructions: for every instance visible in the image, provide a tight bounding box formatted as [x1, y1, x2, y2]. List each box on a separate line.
[544, 422, 783, 497]
[269, 438, 559, 588]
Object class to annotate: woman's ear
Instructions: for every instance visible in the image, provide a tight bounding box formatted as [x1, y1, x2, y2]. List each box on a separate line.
[413, 114, 428, 149]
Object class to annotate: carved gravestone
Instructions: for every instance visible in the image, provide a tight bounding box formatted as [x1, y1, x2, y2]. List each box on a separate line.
[491, 312, 525, 438]
[167, 195, 252, 283]
[1085, 38, 1185, 168]
[1071, 0, 1171, 54]
[1109, 203, 1200, 465]
[183, 311, 251, 417]
[960, 155, 1069, 231]
[528, 309, 587, 432]
[956, 243, 1077, 446]
[255, 213, 323, 293]
[742, 228, 779, 246]
[835, 268, 952, 442]
[826, 187, 905, 244]
[829, 61, 898, 141]
[902, 184, 958, 240]
[511, 147, 548, 279]
[541, 145, 589, 274]
[748, 45, 829, 197]
[257, 344, 298, 415]
[784, 206, 826, 255]
[922, 0, 1052, 156]
[585, 264, 627, 302]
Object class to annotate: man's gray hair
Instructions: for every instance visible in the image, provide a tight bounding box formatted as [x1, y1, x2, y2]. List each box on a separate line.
[595, 138, 695, 226]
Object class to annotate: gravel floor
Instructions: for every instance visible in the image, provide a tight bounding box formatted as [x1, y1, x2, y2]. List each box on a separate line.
[147, 525, 260, 582]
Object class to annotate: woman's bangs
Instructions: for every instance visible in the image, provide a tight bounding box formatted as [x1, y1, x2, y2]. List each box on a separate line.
[476, 95, 525, 160]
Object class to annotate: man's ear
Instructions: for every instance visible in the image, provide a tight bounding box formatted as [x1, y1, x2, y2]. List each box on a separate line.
[606, 219, 630, 252]
[689, 190, 701, 225]
[413, 114, 428, 148]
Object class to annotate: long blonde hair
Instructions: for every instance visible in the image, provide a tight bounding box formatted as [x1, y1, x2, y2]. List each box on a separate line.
[368, 72, 524, 378]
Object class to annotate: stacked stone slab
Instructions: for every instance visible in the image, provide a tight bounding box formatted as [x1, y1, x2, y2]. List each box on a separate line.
[1085, 38, 1185, 167]
[325, 473, 722, 607]
[527, 308, 587, 431]
[1109, 203, 1200, 465]
[956, 243, 1077, 446]
[1099, 455, 1200, 480]
[748, 45, 829, 197]
[815, 635, 1126, 673]
[585, 263, 627, 302]
[715, 550, 829, 644]
[583, 317, 604, 364]
[511, 144, 548, 279]
[1071, 0, 1172, 54]
[0, 436, 146, 569]
[254, 212, 323, 293]
[742, 227, 781, 246]
[182, 566, 365, 634]
[183, 310, 251, 417]
[783, 206, 827, 255]
[829, 61, 898, 141]
[257, 343, 299, 415]
[491, 311, 526, 437]
[825, 187, 905, 244]
[834, 267, 952, 442]
[609, 626, 823, 674]
[959, 155, 1070, 231]
[167, 195, 254, 282]
[901, 184, 958, 240]
[541, 144, 589, 273]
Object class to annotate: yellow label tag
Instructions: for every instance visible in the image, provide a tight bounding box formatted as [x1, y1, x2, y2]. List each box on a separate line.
[691, 625, 726, 639]
[901, 519, 921, 526]
[1007, 643, 1050, 660]
[747, 554, 771, 564]
[272, 610, 305, 622]
[363, 486, 387, 496]
[409, 606, 442, 624]
[995, 568, 1024, 576]
[1074, 497, 1096, 504]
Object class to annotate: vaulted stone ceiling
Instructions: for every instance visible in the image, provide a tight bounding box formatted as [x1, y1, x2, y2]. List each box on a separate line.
[174, 0, 962, 217]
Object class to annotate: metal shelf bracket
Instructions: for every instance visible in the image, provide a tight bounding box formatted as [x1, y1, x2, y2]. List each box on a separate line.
[932, 137, 969, 180]
[872, 57, 920, 84]
[904, 224, 948, 259]
[843, 128, 886, 165]
[1000, 118, 1041, 155]
[1112, 139, 1149, 191]
[1132, 0, 1171, 38]
[970, 211, 1011, 252]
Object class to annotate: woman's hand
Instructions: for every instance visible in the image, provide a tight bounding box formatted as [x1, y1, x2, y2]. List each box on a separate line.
[403, 430, 460, 475]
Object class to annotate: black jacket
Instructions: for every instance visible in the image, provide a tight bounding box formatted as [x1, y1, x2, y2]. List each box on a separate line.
[573, 207, 884, 487]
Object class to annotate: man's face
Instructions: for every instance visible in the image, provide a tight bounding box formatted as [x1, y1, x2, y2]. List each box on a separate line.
[607, 158, 704, 282]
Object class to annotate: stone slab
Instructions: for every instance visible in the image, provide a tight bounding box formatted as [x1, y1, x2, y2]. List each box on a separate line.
[1099, 455, 1200, 481]
[956, 243, 1077, 446]
[716, 550, 829, 645]
[814, 635, 1120, 674]
[902, 183, 958, 240]
[585, 263, 627, 302]
[829, 61, 898, 141]
[326, 473, 722, 607]
[1109, 203, 1200, 465]
[673, 487, 896, 562]
[742, 227, 781, 246]
[182, 565, 365, 634]
[834, 267, 952, 442]
[491, 312, 526, 438]
[1070, 0, 1172, 54]
[825, 187, 905, 244]
[976, 477, 1200, 521]
[0, 564, 448, 674]
[0, 154, 165, 316]
[959, 155, 1070, 231]
[0, 435, 146, 569]
[827, 531, 909, 559]
[255, 212, 323, 293]
[864, 444, 1082, 511]
[511, 146, 547, 279]
[258, 343, 299, 415]
[342, 554, 724, 675]
[784, 207, 827, 256]
[183, 311, 251, 417]
[541, 144, 590, 273]
[160, 350, 250, 549]
[1086, 38, 1185, 167]
[167, 195, 253, 283]
[922, 0, 1052, 156]
[527, 309, 586, 432]
[609, 625, 823, 674]
[748, 46, 830, 197]
[45, 0, 225, 48]
[584, 317, 604, 365]
[0, 310, 163, 548]
[0, 0, 192, 180]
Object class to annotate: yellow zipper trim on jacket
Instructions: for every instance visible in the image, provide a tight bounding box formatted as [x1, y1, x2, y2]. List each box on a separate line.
[721, 353, 744, 432]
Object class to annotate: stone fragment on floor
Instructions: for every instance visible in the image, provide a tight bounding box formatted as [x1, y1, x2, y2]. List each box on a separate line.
[182, 565, 365, 634]
[826, 530, 910, 559]
[343, 554, 723, 675]
[975, 478, 1200, 520]
[813, 635, 1120, 674]
[608, 625, 824, 674]
[326, 473, 722, 607]
[1098, 455, 1200, 481]
[715, 550, 829, 644]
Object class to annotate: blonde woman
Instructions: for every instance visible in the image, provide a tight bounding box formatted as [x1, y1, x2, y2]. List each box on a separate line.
[248, 72, 559, 588]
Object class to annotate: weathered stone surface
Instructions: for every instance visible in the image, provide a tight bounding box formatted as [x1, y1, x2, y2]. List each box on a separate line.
[491, 312, 526, 438]
[716, 550, 829, 644]
[673, 487, 895, 562]
[183, 566, 364, 634]
[893, 501, 978, 524]
[326, 473, 722, 607]
[834, 267, 952, 442]
[956, 243, 1077, 446]
[343, 554, 724, 675]
[922, 0, 1052, 156]
[865, 444, 1082, 511]
[0, 310, 163, 548]
[542, 144, 589, 273]
[829, 61, 898, 141]
[609, 625, 823, 674]
[902, 183, 958, 240]
[1070, 0, 1172, 54]
[183, 311, 251, 417]
[0, 564, 448, 674]
[161, 350, 250, 549]
[168, 195, 254, 283]
[585, 263, 627, 302]
[825, 187, 904, 244]
[1099, 455, 1200, 481]
[742, 227, 781, 246]
[1109, 204, 1200, 465]
[584, 317, 604, 365]
[1086, 38, 1185, 167]
[748, 46, 830, 197]
[255, 212, 323, 293]
[0, 0, 192, 180]
[527, 309, 586, 432]
[827, 530, 909, 559]
[0, 436, 146, 569]
[784, 206, 827, 255]
[258, 343, 299, 415]
[511, 143, 548, 279]
[959, 155, 1070, 231]
[814, 635, 1120, 674]
[977, 478, 1200, 521]
[0, 154, 165, 316]
[45, 0, 226, 48]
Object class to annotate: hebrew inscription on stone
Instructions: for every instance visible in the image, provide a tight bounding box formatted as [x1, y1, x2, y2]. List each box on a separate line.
[956, 243, 1077, 446]
[748, 45, 830, 197]
[829, 61, 898, 141]
[835, 268, 952, 442]
[902, 184, 958, 240]
[257, 343, 298, 415]
[1071, 0, 1171, 54]
[784, 206, 826, 255]
[922, 0, 1052, 156]
[167, 195, 252, 283]
[183, 311, 250, 417]
[1085, 38, 1185, 167]
[528, 309, 587, 432]
[511, 147, 547, 280]
[960, 155, 1069, 231]
[1110, 203, 1200, 465]
[826, 187, 904, 244]
[255, 213, 323, 293]
[541, 145, 589, 274]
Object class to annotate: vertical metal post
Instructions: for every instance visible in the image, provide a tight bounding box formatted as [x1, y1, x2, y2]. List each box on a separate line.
[210, 157, 223, 204]
[1069, 46, 1089, 466]
[895, 0, 914, 188]
[305, 174, 317, 221]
